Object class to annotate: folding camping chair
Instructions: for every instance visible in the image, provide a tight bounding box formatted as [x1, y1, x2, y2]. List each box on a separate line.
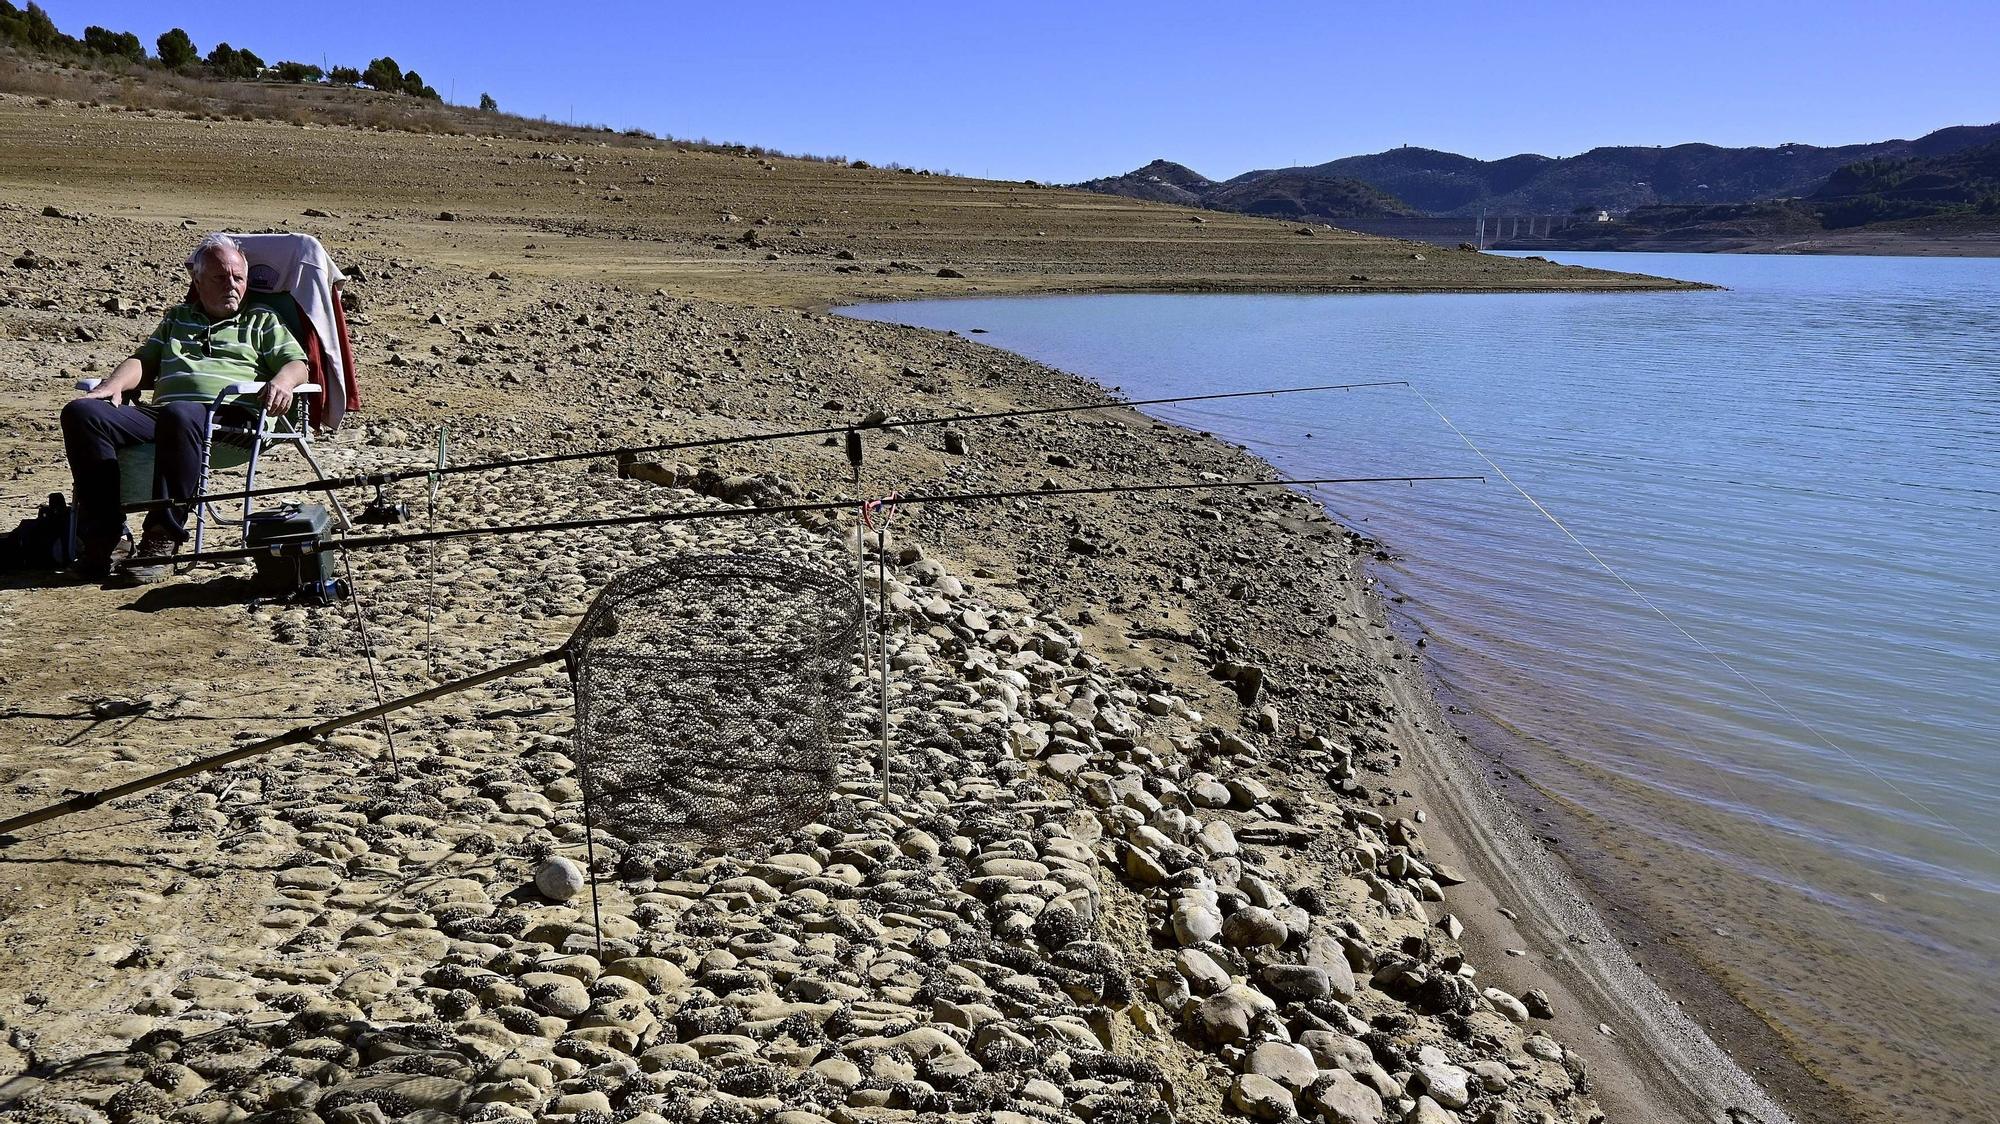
[69, 232, 362, 564]
[73, 373, 344, 557]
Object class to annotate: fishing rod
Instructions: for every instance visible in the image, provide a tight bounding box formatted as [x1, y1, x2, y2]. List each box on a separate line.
[166, 473, 1482, 568]
[121, 380, 1408, 515]
[5, 471, 1478, 840]
[0, 649, 565, 839]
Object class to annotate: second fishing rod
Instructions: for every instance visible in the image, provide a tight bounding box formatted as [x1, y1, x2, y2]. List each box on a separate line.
[167, 474, 1480, 568]
[122, 379, 1407, 515]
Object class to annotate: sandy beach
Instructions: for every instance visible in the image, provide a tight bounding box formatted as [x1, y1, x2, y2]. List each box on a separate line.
[0, 91, 1788, 1124]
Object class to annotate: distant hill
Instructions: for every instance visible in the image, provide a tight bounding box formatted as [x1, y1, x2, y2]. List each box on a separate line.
[1516, 142, 2000, 251]
[1308, 127, 2000, 216]
[1074, 159, 1217, 207]
[1075, 160, 1416, 221]
[1810, 140, 2000, 227]
[1077, 124, 2000, 224]
[1204, 170, 1417, 220]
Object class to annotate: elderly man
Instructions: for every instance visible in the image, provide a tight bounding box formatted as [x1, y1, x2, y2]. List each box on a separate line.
[63, 233, 309, 582]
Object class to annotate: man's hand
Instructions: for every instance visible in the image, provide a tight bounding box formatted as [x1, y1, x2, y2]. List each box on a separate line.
[75, 357, 145, 403]
[259, 380, 295, 416]
[259, 360, 310, 416]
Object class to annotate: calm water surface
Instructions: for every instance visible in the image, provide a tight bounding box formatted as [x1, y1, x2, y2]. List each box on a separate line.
[843, 252, 1999, 1115]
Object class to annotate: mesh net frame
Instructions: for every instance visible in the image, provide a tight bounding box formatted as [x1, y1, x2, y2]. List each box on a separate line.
[568, 552, 863, 847]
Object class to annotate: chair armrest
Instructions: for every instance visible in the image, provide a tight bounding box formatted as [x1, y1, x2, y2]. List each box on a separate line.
[219, 381, 322, 397]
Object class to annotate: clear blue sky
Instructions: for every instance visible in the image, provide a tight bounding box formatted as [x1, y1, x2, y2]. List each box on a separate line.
[42, 1, 2000, 182]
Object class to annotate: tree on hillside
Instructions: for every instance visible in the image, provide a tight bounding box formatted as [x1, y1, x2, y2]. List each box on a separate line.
[478, 93, 496, 112]
[82, 25, 145, 62]
[328, 64, 361, 85]
[361, 56, 402, 91]
[156, 27, 198, 69]
[0, 2, 68, 51]
[206, 42, 264, 79]
[398, 69, 440, 100]
[273, 60, 324, 83]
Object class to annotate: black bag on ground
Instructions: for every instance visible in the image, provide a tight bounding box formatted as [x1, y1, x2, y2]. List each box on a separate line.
[0, 493, 75, 573]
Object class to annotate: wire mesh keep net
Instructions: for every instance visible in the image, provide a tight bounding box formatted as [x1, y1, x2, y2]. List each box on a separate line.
[569, 553, 863, 847]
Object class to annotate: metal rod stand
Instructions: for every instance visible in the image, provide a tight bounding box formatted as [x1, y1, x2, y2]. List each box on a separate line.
[876, 524, 891, 804]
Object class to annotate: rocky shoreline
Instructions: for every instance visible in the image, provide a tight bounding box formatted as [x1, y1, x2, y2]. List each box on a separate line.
[2, 441, 1601, 1124]
[0, 133, 1773, 1124]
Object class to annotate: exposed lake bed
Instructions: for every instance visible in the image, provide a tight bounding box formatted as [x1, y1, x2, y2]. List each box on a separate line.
[844, 252, 2000, 1122]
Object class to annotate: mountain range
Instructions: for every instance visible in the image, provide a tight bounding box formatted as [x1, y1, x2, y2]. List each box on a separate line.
[1075, 123, 2000, 228]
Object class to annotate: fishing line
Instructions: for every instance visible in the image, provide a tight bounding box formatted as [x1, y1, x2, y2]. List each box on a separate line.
[1410, 381, 1992, 1089]
[424, 426, 446, 680]
[337, 549, 400, 773]
[1407, 382, 1998, 860]
[166, 475, 1481, 568]
[120, 381, 1409, 515]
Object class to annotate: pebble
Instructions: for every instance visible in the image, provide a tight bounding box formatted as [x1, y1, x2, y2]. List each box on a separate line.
[534, 856, 586, 900]
[1523, 987, 1556, 1018]
[1195, 984, 1276, 1044]
[1246, 1040, 1318, 1090]
[1307, 1069, 1387, 1124]
[519, 972, 591, 1018]
[1222, 905, 1289, 948]
[1484, 986, 1531, 1023]
[1229, 1072, 1296, 1120]
[1261, 962, 1332, 1001]
[1410, 1096, 1461, 1124]
[1177, 947, 1232, 995]
[1172, 900, 1224, 945]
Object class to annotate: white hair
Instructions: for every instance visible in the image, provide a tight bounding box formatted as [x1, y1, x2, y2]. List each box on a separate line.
[186, 232, 245, 278]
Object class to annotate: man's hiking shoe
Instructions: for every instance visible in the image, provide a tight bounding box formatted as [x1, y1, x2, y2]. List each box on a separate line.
[123, 528, 181, 585]
[74, 531, 132, 581]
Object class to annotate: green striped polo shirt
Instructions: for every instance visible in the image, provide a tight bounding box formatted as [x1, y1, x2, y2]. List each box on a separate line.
[133, 302, 307, 406]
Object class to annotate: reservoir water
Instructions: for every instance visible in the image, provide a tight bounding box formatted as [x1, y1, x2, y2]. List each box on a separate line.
[842, 252, 1999, 1121]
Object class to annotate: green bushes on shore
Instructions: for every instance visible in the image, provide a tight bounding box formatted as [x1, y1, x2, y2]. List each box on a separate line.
[0, 1, 439, 100]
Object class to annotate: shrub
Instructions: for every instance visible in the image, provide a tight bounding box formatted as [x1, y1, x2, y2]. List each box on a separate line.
[327, 64, 360, 85]
[478, 92, 495, 112]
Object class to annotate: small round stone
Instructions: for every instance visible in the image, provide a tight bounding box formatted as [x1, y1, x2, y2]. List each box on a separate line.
[535, 856, 587, 901]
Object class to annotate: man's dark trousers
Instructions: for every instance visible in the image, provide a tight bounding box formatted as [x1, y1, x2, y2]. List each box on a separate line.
[61, 398, 210, 547]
